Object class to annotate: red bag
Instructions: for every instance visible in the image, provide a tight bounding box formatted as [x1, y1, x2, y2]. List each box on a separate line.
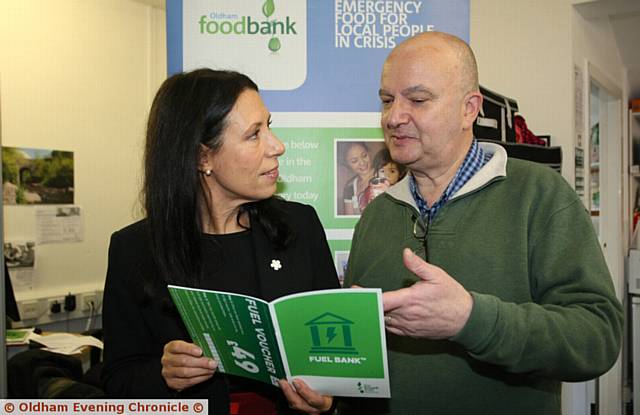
[515, 115, 547, 146]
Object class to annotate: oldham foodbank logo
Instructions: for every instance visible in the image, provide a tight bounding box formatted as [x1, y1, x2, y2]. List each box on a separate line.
[198, 0, 297, 52]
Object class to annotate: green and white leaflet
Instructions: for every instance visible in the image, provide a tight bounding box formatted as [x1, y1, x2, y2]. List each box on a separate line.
[168, 286, 390, 398]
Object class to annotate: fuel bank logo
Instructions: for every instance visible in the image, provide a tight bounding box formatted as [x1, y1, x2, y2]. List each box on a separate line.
[183, 0, 307, 90]
[306, 313, 358, 354]
[198, 0, 297, 52]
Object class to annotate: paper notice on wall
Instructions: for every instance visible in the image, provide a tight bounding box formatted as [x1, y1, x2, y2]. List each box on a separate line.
[36, 206, 84, 244]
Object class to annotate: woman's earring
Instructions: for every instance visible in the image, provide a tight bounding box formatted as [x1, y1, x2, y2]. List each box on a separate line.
[204, 169, 212, 177]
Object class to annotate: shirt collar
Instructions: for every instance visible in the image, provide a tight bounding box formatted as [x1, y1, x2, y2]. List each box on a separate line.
[409, 139, 487, 221]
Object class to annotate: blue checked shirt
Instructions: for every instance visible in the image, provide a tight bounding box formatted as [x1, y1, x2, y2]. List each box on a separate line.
[409, 139, 491, 223]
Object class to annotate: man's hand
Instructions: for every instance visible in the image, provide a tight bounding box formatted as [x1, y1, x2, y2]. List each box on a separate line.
[161, 340, 217, 391]
[383, 248, 473, 339]
[279, 379, 333, 414]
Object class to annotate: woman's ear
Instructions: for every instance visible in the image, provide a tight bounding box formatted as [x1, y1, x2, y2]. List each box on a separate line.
[198, 144, 211, 173]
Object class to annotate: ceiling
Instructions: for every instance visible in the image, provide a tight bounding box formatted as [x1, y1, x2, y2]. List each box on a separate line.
[574, 0, 640, 100]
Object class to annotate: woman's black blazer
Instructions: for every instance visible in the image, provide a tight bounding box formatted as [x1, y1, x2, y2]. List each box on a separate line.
[101, 200, 340, 414]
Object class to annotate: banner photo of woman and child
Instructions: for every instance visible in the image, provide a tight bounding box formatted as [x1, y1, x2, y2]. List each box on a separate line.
[335, 140, 406, 216]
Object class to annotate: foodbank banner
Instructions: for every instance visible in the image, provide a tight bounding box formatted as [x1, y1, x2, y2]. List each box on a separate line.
[166, 0, 469, 282]
[166, 0, 469, 112]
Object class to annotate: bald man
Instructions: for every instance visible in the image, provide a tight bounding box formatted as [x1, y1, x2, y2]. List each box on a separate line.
[341, 32, 622, 415]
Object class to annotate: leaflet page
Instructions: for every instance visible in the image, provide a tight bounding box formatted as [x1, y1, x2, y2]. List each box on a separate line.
[270, 288, 390, 398]
[168, 285, 285, 386]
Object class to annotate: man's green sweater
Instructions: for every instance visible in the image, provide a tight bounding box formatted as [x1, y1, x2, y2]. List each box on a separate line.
[341, 143, 623, 415]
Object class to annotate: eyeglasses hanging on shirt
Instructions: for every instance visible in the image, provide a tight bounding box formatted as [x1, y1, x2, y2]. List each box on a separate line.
[412, 214, 429, 241]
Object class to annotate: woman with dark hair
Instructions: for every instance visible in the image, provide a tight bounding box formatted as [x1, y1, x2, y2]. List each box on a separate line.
[341, 142, 375, 215]
[102, 69, 338, 414]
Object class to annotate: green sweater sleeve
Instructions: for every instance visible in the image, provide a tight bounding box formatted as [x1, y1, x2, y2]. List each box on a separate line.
[451, 200, 623, 381]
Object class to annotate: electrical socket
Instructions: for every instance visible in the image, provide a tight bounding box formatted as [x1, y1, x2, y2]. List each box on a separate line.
[81, 293, 98, 311]
[64, 293, 76, 312]
[48, 297, 65, 314]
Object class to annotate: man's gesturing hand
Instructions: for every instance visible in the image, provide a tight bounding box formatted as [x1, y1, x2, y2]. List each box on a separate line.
[382, 248, 473, 339]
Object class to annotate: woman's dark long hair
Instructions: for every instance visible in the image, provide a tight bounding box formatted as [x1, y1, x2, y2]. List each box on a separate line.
[143, 69, 292, 291]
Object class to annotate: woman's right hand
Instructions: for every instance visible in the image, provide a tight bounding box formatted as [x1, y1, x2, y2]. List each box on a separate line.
[161, 340, 217, 391]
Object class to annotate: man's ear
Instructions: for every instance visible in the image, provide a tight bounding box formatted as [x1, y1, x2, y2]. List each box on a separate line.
[462, 91, 483, 131]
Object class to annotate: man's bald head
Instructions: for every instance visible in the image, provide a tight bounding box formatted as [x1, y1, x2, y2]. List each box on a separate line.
[387, 32, 479, 97]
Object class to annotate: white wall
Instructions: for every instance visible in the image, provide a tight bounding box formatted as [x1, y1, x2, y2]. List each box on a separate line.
[0, 0, 166, 303]
[470, 0, 627, 189]
[470, 0, 574, 180]
[573, 13, 625, 87]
